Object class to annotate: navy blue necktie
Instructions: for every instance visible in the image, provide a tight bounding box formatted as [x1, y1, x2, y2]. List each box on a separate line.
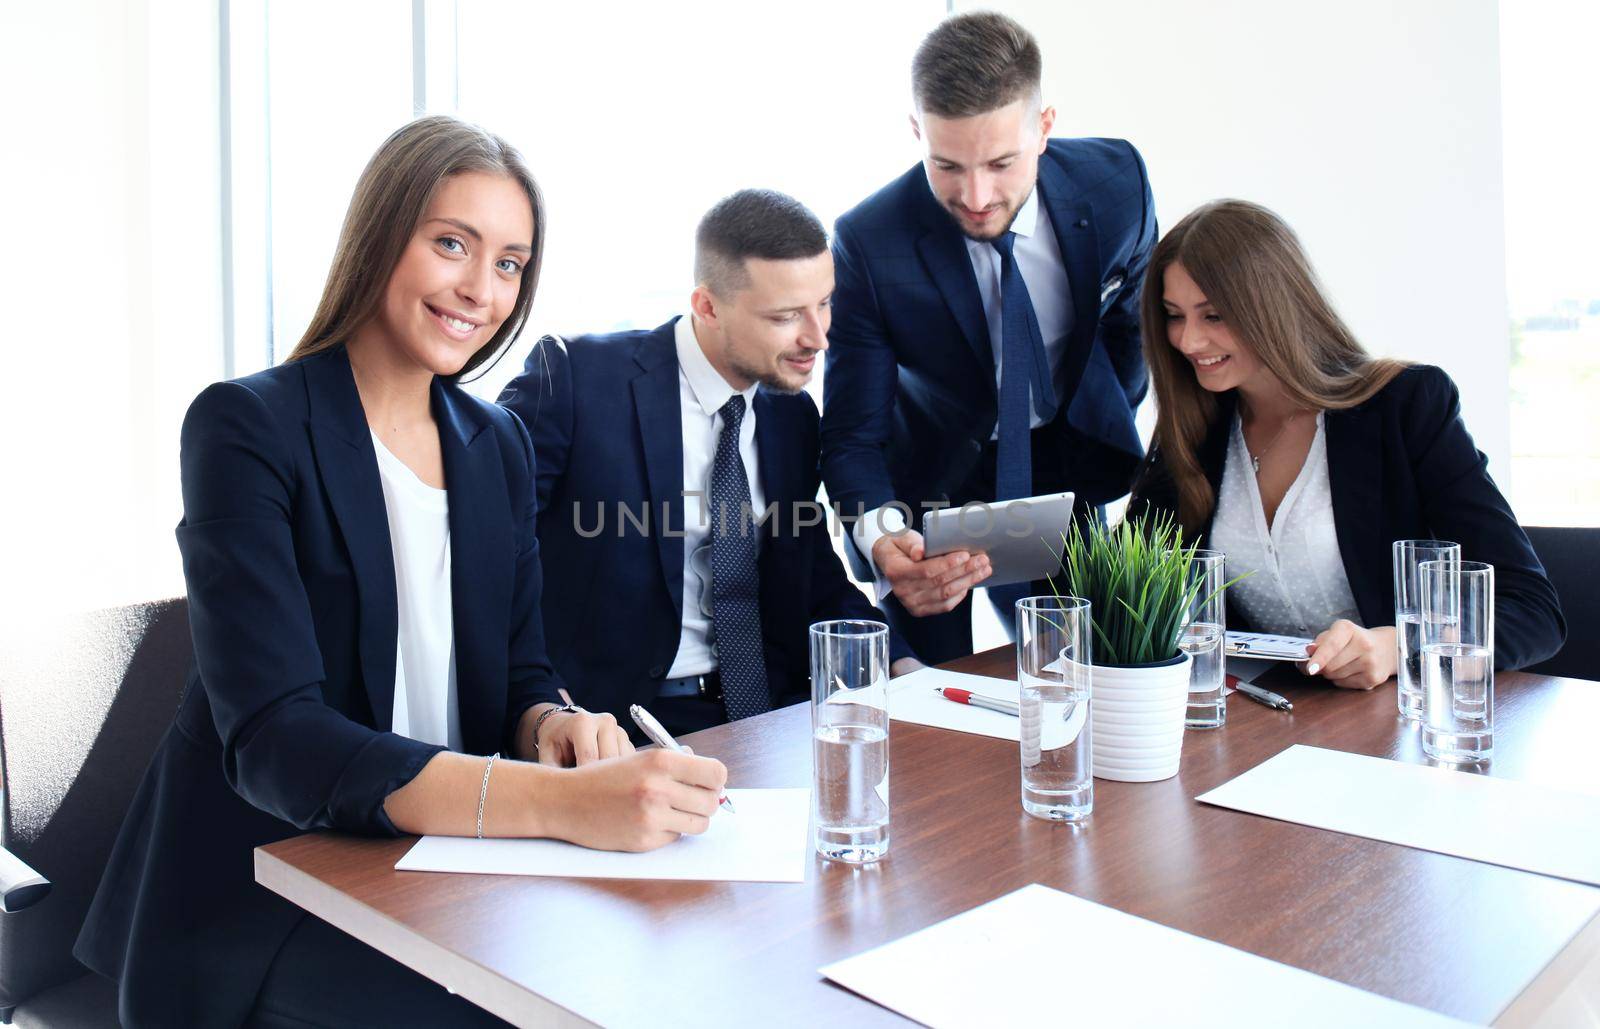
[990, 232, 1057, 503]
[709, 394, 769, 721]
[989, 232, 1057, 624]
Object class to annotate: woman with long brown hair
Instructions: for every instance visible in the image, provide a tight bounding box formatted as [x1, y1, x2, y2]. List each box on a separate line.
[75, 116, 727, 1027]
[1131, 199, 1563, 689]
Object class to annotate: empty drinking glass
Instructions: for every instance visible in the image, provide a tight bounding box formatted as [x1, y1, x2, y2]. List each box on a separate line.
[810, 620, 891, 862]
[1419, 560, 1494, 764]
[1016, 596, 1093, 822]
[1392, 539, 1460, 721]
[1182, 549, 1227, 729]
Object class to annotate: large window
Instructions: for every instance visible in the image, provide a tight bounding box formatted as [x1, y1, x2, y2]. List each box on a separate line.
[1502, 1, 1600, 527]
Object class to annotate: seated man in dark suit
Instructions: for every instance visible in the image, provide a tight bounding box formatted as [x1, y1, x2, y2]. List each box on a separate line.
[500, 190, 917, 737]
[822, 11, 1159, 663]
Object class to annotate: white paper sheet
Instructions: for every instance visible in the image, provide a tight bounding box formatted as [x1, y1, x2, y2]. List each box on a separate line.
[1198, 745, 1600, 886]
[821, 884, 1465, 1028]
[886, 666, 1019, 740]
[395, 788, 811, 883]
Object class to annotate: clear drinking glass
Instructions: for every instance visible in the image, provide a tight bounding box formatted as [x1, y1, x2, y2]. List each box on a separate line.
[1182, 549, 1227, 729]
[1392, 539, 1461, 720]
[1016, 596, 1093, 822]
[1420, 560, 1494, 763]
[809, 619, 890, 862]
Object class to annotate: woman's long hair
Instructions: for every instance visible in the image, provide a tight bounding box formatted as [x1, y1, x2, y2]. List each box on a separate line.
[286, 115, 545, 379]
[1140, 199, 1406, 533]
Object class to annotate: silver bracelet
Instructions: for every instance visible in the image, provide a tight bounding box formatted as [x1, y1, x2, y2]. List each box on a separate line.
[475, 753, 500, 839]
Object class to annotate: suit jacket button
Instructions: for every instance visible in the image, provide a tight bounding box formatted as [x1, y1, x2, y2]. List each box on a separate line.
[1077, 218, 1089, 229]
[649, 665, 666, 679]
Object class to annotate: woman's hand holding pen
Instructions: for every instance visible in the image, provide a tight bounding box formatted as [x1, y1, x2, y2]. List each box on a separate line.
[539, 750, 729, 852]
[1301, 620, 1397, 690]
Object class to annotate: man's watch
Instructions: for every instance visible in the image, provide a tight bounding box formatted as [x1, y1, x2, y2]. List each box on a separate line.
[531, 702, 584, 756]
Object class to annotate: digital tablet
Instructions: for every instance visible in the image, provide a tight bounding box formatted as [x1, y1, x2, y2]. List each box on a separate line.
[920, 491, 1075, 589]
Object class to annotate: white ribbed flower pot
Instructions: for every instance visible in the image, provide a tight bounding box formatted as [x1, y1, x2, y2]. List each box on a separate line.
[1091, 653, 1191, 783]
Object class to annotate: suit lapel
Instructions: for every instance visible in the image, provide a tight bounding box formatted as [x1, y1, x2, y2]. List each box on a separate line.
[1037, 154, 1101, 394]
[1325, 402, 1387, 625]
[632, 332, 686, 620]
[753, 391, 789, 505]
[914, 187, 994, 376]
[303, 349, 399, 731]
[436, 381, 511, 755]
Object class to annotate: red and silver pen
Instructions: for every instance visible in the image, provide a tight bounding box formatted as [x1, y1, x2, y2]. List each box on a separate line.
[935, 686, 1020, 717]
[628, 704, 736, 814]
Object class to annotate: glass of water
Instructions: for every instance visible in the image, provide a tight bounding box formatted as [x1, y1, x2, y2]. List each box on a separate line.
[1392, 539, 1460, 721]
[1182, 549, 1227, 729]
[1420, 560, 1494, 763]
[1015, 596, 1093, 822]
[809, 619, 890, 862]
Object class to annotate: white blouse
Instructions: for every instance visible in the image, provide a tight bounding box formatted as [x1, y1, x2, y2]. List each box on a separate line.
[371, 432, 462, 751]
[1208, 413, 1362, 639]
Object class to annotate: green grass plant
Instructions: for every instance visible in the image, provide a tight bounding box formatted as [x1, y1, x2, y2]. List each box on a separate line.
[1051, 513, 1226, 666]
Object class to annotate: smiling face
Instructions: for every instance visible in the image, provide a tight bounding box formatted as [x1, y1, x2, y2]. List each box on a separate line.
[913, 96, 1053, 241]
[1161, 261, 1276, 395]
[368, 170, 534, 377]
[692, 252, 833, 394]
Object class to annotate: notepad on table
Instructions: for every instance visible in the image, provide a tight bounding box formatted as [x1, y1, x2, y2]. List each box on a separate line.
[820, 884, 1466, 1027]
[1226, 630, 1313, 660]
[395, 787, 811, 883]
[1198, 745, 1600, 886]
[886, 666, 1019, 741]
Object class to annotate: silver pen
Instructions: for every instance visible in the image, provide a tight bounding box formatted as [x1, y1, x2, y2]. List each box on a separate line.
[628, 704, 736, 814]
[1231, 679, 1293, 712]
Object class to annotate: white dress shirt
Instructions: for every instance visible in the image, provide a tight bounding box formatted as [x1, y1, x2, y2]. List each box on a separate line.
[853, 185, 1075, 590]
[371, 432, 462, 751]
[1208, 413, 1362, 639]
[666, 314, 766, 679]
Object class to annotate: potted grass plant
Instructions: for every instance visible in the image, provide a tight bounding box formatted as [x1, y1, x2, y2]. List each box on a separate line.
[1052, 514, 1212, 783]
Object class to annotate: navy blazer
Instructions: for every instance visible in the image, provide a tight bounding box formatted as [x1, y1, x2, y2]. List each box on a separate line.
[1129, 365, 1565, 671]
[822, 137, 1158, 577]
[75, 347, 561, 1027]
[498, 319, 910, 725]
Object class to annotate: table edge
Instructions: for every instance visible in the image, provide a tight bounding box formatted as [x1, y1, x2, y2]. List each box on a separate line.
[253, 846, 597, 1029]
[1494, 905, 1600, 1027]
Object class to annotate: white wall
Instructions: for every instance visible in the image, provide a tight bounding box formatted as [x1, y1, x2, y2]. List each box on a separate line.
[963, 0, 1512, 477]
[0, 0, 223, 619]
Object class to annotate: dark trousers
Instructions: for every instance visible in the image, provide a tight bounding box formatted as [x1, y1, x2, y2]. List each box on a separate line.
[245, 913, 508, 1028]
[649, 693, 730, 740]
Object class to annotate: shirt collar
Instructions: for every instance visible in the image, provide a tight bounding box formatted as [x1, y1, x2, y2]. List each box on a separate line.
[674, 314, 759, 418]
[1010, 185, 1040, 238]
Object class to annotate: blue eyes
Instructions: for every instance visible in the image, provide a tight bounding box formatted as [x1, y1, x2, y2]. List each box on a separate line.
[436, 235, 523, 276]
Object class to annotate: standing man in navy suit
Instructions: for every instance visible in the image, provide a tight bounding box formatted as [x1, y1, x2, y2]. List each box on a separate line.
[500, 190, 916, 737]
[823, 12, 1159, 663]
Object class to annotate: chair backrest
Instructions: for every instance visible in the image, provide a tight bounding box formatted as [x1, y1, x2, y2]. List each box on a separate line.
[0, 598, 190, 1009]
[1523, 526, 1599, 680]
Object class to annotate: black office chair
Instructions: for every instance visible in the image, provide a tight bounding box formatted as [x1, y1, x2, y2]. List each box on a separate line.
[0, 599, 191, 1027]
[1523, 526, 1599, 680]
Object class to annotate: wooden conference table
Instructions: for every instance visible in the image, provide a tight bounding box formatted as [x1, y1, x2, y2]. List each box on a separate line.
[257, 652, 1600, 1027]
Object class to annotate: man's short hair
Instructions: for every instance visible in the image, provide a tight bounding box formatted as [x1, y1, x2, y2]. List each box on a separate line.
[694, 189, 828, 297]
[912, 11, 1042, 118]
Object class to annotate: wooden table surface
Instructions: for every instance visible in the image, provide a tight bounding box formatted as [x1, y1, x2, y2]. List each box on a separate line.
[257, 653, 1600, 1027]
